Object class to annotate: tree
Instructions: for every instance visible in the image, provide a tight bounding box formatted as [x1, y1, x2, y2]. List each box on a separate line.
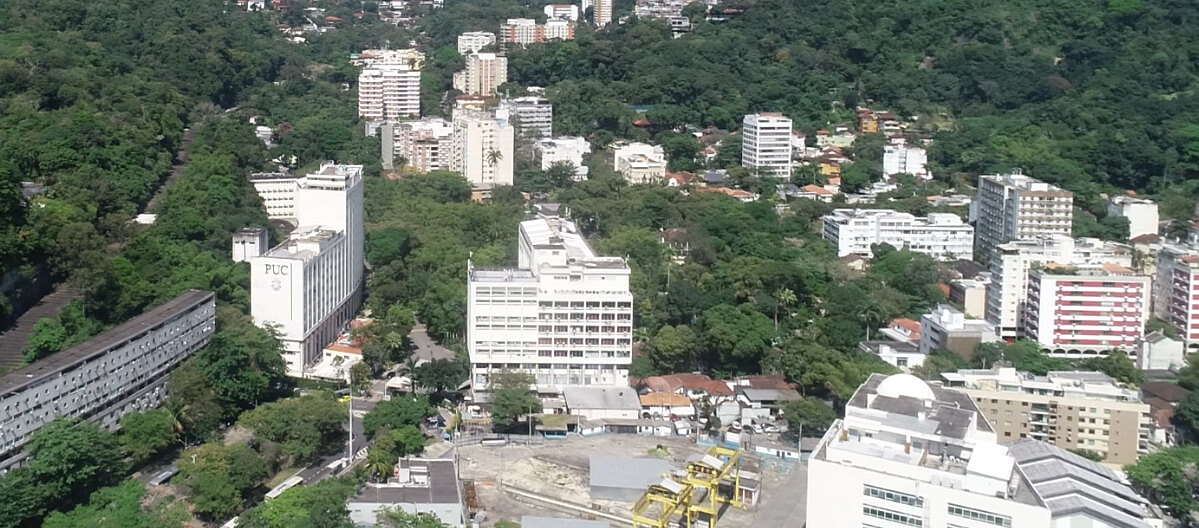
[911, 349, 968, 381]
[362, 395, 435, 439]
[24, 317, 69, 363]
[178, 443, 269, 520]
[351, 361, 373, 395]
[780, 399, 836, 437]
[1078, 350, 1144, 384]
[701, 304, 777, 373]
[486, 149, 504, 168]
[375, 509, 448, 528]
[42, 480, 187, 528]
[365, 426, 426, 481]
[1175, 391, 1199, 443]
[25, 419, 126, 513]
[237, 478, 357, 528]
[489, 371, 541, 427]
[238, 394, 348, 463]
[412, 359, 467, 392]
[1125, 446, 1199, 514]
[119, 409, 180, 467]
[648, 325, 699, 372]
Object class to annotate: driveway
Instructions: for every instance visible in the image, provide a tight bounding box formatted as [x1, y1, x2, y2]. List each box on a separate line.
[408, 323, 454, 362]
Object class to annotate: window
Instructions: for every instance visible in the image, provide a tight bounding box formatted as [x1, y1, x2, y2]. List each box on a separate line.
[863, 506, 922, 527]
[948, 505, 1011, 527]
[863, 485, 922, 507]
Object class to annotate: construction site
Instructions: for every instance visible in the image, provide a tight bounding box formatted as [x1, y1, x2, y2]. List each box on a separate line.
[442, 434, 803, 528]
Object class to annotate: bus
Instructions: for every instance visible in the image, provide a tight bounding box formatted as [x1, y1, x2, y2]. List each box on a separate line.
[265, 476, 304, 500]
[148, 466, 179, 486]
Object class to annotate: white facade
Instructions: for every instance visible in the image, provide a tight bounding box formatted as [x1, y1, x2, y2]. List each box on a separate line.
[807, 373, 1161, 528]
[467, 207, 633, 394]
[985, 235, 1133, 339]
[1152, 243, 1199, 345]
[741, 113, 793, 178]
[499, 96, 553, 138]
[544, 4, 580, 21]
[613, 142, 667, 184]
[449, 109, 515, 188]
[358, 64, 421, 120]
[1107, 195, 1159, 240]
[1136, 332, 1185, 371]
[250, 163, 365, 377]
[533, 136, 591, 180]
[972, 171, 1074, 261]
[501, 18, 539, 46]
[453, 53, 507, 96]
[233, 227, 269, 263]
[821, 209, 974, 260]
[591, 0, 613, 25]
[543, 19, 574, 40]
[882, 137, 930, 180]
[456, 32, 496, 55]
[0, 291, 215, 471]
[1024, 266, 1151, 356]
[385, 117, 454, 173]
[355, 49, 425, 68]
[918, 304, 999, 356]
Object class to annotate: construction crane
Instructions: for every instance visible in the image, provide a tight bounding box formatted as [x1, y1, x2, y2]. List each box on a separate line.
[683, 446, 748, 528]
[631, 476, 695, 528]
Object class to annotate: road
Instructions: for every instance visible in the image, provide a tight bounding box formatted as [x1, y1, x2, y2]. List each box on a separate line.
[408, 323, 455, 362]
[297, 379, 387, 484]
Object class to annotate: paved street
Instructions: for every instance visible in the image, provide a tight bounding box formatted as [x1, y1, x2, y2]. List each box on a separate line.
[298, 379, 386, 484]
[408, 323, 455, 361]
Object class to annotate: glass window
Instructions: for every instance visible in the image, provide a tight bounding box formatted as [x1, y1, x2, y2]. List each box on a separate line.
[863, 506, 922, 527]
[863, 485, 923, 507]
[947, 504, 1011, 527]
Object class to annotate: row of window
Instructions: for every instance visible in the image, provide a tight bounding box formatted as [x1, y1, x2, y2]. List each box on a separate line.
[863, 506, 921, 527]
[948, 504, 1011, 527]
[863, 485, 922, 507]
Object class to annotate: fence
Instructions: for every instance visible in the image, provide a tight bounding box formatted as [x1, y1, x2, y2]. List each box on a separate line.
[449, 432, 546, 447]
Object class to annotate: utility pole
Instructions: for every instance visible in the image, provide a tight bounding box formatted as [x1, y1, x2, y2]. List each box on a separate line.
[347, 391, 354, 465]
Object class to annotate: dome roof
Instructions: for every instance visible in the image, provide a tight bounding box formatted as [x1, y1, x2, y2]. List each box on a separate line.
[875, 373, 936, 401]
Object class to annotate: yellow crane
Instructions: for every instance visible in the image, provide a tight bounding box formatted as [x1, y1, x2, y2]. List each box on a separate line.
[631, 476, 695, 528]
[684, 446, 747, 528]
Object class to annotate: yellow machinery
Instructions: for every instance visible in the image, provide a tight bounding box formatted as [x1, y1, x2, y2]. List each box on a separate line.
[632, 476, 695, 528]
[684, 446, 747, 528]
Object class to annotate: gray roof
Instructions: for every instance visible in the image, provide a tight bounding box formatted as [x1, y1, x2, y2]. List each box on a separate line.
[847, 373, 992, 438]
[349, 459, 460, 506]
[589, 455, 672, 490]
[740, 388, 802, 402]
[858, 340, 920, 354]
[522, 517, 610, 528]
[564, 387, 641, 410]
[1008, 439, 1154, 528]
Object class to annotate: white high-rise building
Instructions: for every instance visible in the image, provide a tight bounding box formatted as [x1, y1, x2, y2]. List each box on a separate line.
[449, 109, 514, 188]
[249, 162, 365, 377]
[500, 18, 539, 46]
[882, 137, 931, 180]
[467, 205, 633, 395]
[972, 171, 1074, 262]
[1153, 243, 1199, 345]
[821, 209, 974, 260]
[499, 96, 553, 138]
[591, 0, 613, 25]
[358, 64, 421, 120]
[452, 53, 508, 96]
[543, 18, 575, 40]
[457, 31, 497, 55]
[807, 372, 1162, 528]
[741, 113, 793, 178]
[1024, 265, 1151, 356]
[381, 118, 454, 173]
[1107, 195, 1159, 239]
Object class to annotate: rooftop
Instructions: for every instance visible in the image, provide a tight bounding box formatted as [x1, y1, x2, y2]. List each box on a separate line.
[564, 386, 641, 410]
[639, 373, 733, 396]
[847, 373, 992, 439]
[981, 171, 1071, 195]
[263, 226, 342, 261]
[1140, 381, 1188, 403]
[522, 517, 610, 528]
[941, 366, 1142, 402]
[349, 458, 460, 506]
[639, 392, 692, 407]
[589, 455, 672, 490]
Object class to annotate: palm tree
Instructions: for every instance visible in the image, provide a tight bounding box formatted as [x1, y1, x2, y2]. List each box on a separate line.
[486, 149, 503, 168]
[859, 303, 885, 341]
[774, 287, 797, 330]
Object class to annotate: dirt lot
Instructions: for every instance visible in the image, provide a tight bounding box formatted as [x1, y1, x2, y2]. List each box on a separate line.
[451, 434, 799, 528]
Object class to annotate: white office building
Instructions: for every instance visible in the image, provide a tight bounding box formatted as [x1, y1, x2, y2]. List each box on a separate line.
[1107, 195, 1159, 240]
[741, 113, 793, 178]
[452, 53, 507, 96]
[358, 64, 421, 120]
[457, 31, 497, 55]
[882, 137, 930, 180]
[250, 162, 365, 377]
[985, 235, 1133, 339]
[972, 171, 1074, 261]
[807, 373, 1162, 528]
[381, 118, 454, 173]
[449, 109, 514, 188]
[467, 205, 633, 395]
[499, 96, 553, 138]
[533, 136, 591, 181]
[821, 209, 974, 260]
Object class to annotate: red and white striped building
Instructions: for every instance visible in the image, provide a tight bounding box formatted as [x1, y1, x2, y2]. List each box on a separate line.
[1153, 244, 1199, 345]
[1023, 264, 1151, 358]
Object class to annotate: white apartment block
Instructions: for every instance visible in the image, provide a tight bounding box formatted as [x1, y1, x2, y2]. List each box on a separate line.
[0, 291, 216, 471]
[807, 373, 1161, 528]
[544, 3, 580, 21]
[1107, 195, 1159, 239]
[1024, 265, 1151, 357]
[499, 96, 553, 138]
[381, 118, 454, 173]
[467, 206, 633, 395]
[985, 235, 1133, 339]
[882, 137, 930, 180]
[452, 53, 508, 96]
[821, 209, 974, 261]
[457, 31, 497, 55]
[358, 64, 421, 120]
[533, 136, 591, 180]
[1153, 243, 1199, 344]
[232, 227, 269, 263]
[941, 367, 1152, 465]
[972, 171, 1074, 261]
[449, 109, 515, 188]
[613, 142, 667, 184]
[501, 18, 539, 46]
[918, 304, 999, 357]
[250, 162, 365, 377]
[544, 18, 574, 40]
[741, 113, 793, 178]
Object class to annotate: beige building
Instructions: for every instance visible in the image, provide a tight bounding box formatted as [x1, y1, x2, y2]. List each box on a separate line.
[452, 53, 508, 96]
[449, 109, 514, 188]
[941, 366, 1150, 465]
[613, 142, 666, 184]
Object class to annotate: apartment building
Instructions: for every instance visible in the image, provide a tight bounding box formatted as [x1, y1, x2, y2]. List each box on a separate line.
[918, 304, 999, 359]
[543, 19, 574, 40]
[1153, 243, 1199, 344]
[985, 235, 1133, 339]
[467, 205, 633, 395]
[972, 171, 1074, 261]
[354, 49, 425, 69]
[250, 162, 365, 377]
[380, 118, 454, 173]
[533, 136, 591, 180]
[457, 31, 496, 55]
[449, 109, 515, 188]
[1108, 195, 1159, 239]
[1024, 265, 1151, 357]
[0, 291, 216, 471]
[949, 278, 988, 318]
[941, 366, 1151, 465]
[613, 142, 667, 184]
[500, 18, 539, 46]
[882, 137, 931, 180]
[807, 373, 1160, 528]
[586, 0, 613, 25]
[634, 0, 696, 18]
[452, 53, 507, 96]
[544, 3, 580, 21]
[741, 113, 793, 178]
[821, 209, 974, 260]
[358, 64, 421, 120]
[498, 96, 553, 138]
